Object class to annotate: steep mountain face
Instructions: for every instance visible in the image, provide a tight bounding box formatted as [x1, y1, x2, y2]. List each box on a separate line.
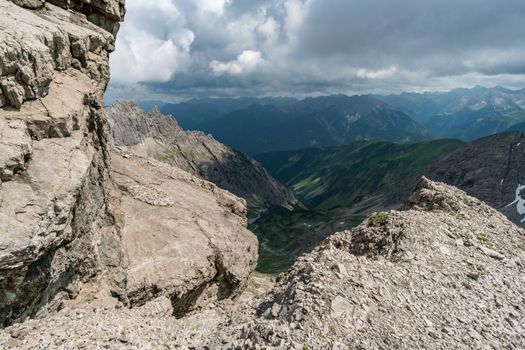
[424, 132, 525, 226]
[0, 0, 257, 330]
[3, 179, 523, 349]
[107, 101, 296, 212]
[379, 86, 525, 140]
[0, 0, 124, 327]
[256, 139, 464, 209]
[198, 95, 430, 154]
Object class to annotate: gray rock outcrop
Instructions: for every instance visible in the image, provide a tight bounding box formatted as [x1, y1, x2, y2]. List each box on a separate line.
[0, 0, 257, 330]
[106, 101, 297, 213]
[0, 0, 122, 327]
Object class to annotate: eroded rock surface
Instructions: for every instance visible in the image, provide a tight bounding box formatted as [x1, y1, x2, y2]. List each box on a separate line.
[110, 152, 257, 314]
[107, 101, 297, 213]
[0, 0, 120, 327]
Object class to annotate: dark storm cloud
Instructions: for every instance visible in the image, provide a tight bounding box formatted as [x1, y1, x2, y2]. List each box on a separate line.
[106, 0, 525, 102]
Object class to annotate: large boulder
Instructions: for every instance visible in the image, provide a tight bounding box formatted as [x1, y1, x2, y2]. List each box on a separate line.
[110, 152, 257, 315]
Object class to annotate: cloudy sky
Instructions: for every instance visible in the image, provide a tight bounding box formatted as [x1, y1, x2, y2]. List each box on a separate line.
[106, 0, 525, 103]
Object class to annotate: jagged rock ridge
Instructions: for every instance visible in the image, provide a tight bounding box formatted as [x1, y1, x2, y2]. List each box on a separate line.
[106, 101, 296, 213]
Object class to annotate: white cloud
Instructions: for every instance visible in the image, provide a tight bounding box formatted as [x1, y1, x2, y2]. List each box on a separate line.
[110, 0, 194, 84]
[196, 0, 231, 16]
[108, 0, 525, 100]
[210, 50, 265, 75]
[356, 65, 398, 80]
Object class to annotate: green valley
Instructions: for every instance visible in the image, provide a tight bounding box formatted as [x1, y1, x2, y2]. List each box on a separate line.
[251, 138, 465, 273]
[256, 139, 465, 209]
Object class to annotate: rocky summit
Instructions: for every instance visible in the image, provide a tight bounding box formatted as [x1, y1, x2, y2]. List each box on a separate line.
[106, 101, 296, 213]
[219, 177, 524, 349]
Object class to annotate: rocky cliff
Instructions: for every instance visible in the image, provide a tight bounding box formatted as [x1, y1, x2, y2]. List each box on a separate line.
[106, 101, 296, 213]
[0, 0, 257, 330]
[0, 0, 123, 327]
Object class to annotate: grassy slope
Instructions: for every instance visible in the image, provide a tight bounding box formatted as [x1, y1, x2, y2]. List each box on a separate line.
[256, 139, 465, 210]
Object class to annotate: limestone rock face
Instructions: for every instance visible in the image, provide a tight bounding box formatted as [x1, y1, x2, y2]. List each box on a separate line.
[110, 152, 257, 315]
[0, 0, 260, 330]
[0, 0, 121, 327]
[107, 101, 297, 213]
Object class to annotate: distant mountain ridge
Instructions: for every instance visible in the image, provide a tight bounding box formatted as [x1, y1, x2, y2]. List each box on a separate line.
[172, 94, 431, 155]
[107, 101, 297, 213]
[160, 97, 296, 130]
[377, 86, 525, 140]
[158, 87, 525, 155]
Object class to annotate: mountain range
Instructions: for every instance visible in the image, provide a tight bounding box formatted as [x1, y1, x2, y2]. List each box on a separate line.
[164, 95, 431, 154]
[158, 86, 525, 155]
[377, 86, 525, 140]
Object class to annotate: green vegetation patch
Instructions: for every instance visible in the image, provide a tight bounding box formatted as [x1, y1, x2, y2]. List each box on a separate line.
[368, 212, 390, 227]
